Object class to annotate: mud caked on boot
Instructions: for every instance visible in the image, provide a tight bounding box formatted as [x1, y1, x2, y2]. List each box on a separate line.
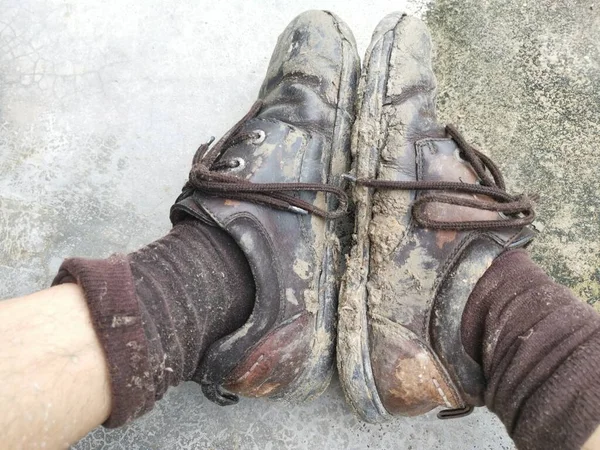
[337, 14, 537, 422]
[171, 11, 359, 405]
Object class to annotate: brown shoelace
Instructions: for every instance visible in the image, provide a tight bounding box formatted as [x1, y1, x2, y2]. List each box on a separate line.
[185, 100, 348, 220]
[346, 124, 536, 231]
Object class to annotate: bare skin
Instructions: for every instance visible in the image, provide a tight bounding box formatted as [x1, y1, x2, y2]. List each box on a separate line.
[586, 429, 600, 450]
[0, 284, 111, 449]
[0, 284, 598, 449]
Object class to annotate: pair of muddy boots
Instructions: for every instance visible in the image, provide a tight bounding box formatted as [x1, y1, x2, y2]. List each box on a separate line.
[172, 11, 536, 422]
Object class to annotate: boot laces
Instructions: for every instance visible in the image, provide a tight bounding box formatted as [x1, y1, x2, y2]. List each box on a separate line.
[344, 124, 536, 231]
[185, 100, 348, 220]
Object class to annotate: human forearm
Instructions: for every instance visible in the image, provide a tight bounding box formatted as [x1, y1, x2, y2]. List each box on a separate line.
[0, 284, 111, 449]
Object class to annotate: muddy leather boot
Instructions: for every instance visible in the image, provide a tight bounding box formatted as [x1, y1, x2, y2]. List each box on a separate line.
[337, 14, 536, 423]
[171, 11, 359, 405]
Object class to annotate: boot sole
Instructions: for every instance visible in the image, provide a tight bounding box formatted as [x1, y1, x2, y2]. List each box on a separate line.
[279, 10, 361, 403]
[337, 12, 407, 422]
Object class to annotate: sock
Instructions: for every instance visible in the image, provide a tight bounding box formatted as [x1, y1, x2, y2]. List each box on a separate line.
[52, 220, 255, 427]
[461, 249, 600, 450]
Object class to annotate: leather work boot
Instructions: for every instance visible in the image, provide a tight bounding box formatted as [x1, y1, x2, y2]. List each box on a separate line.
[337, 14, 537, 423]
[171, 11, 359, 405]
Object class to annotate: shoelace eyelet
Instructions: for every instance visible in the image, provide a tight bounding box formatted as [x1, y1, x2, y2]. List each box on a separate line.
[251, 129, 266, 145]
[228, 157, 246, 172]
[454, 148, 467, 163]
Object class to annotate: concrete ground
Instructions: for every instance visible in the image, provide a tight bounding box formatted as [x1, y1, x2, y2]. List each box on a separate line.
[1, 0, 598, 449]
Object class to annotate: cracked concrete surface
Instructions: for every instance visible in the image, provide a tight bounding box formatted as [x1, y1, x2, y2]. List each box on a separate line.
[1, 0, 597, 448]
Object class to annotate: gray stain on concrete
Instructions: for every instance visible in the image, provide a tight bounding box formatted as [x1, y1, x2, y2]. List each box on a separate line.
[428, 0, 600, 306]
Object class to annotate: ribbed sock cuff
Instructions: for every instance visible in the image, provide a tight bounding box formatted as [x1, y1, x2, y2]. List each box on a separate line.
[463, 249, 600, 449]
[52, 255, 154, 427]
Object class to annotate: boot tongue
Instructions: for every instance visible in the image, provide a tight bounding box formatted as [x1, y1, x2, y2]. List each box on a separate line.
[416, 138, 500, 225]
